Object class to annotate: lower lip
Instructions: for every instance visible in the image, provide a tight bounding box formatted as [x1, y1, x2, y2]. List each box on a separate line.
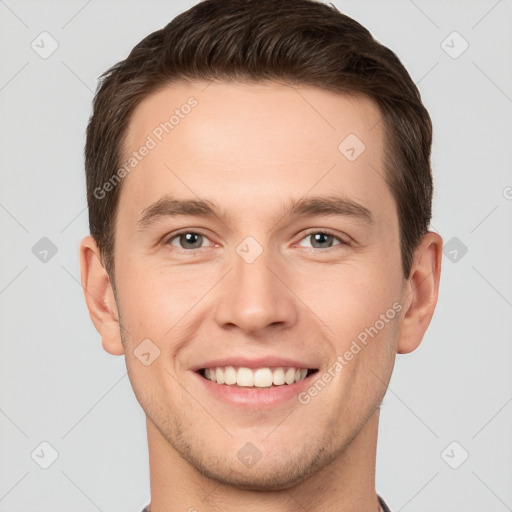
[193, 371, 317, 408]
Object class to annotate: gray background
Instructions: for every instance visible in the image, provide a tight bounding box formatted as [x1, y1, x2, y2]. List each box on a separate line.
[1, 0, 511, 510]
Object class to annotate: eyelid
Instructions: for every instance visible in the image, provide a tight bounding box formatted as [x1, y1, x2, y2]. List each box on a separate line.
[294, 229, 351, 248]
[163, 229, 217, 248]
[162, 228, 351, 251]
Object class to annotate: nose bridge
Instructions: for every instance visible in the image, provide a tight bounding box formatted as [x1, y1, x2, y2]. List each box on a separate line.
[236, 246, 277, 299]
[214, 237, 297, 333]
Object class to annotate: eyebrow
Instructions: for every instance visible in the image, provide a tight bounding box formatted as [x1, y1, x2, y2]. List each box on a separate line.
[137, 194, 374, 231]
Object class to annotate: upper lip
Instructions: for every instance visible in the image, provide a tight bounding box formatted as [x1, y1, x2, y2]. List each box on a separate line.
[191, 356, 320, 371]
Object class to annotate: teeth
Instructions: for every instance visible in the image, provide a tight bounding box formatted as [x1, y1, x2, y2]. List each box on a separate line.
[203, 366, 310, 387]
[273, 367, 285, 385]
[238, 367, 255, 386]
[285, 367, 297, 385]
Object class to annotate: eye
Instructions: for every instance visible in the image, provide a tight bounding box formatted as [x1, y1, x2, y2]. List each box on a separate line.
[296, 231, 346, 249]
[166, 231, 212, 250]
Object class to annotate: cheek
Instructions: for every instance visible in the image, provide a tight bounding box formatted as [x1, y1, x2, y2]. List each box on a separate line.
[293, 258, 402, 328]
[291, 258, 403, 385]
[115, 256, 216, 341]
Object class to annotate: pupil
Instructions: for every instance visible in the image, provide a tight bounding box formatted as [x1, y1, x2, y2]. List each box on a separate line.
[312, 233, 332, 248]
[181, 233, 202, 249]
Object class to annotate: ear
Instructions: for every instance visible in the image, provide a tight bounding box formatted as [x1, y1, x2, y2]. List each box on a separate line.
[79, 236, 124, 356]
[397, 231, 443, 354]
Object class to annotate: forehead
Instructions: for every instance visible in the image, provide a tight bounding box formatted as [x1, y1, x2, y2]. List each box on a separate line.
[124, 80, 384, 160]
[120, 80, 392, 225]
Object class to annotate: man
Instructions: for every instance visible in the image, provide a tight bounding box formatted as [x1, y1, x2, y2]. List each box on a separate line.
[80, 0, 442, 510]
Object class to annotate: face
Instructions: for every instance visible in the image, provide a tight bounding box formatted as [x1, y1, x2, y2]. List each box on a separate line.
[83, 80, 435, 491]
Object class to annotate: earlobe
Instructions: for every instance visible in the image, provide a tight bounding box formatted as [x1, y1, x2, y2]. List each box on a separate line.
[397, 231, 443, 354]
[79, 236, 125, 356]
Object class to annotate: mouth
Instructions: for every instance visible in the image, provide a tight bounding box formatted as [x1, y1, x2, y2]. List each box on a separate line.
[196, 366, 320, 389]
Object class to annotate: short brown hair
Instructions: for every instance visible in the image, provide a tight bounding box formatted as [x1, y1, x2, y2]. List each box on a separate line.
[85, 0, 433, 280]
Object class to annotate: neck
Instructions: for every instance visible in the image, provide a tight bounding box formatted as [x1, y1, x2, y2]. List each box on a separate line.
[146, 409, 382, 512]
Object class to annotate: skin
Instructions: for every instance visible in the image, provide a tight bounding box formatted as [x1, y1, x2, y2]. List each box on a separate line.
[80, 81, 442, 512]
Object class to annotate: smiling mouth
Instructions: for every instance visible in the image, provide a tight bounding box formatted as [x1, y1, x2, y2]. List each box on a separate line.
[197, 367, 319, 388]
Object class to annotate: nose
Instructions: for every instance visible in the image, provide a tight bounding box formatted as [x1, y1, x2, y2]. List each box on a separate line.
[213, 246, 298, 335]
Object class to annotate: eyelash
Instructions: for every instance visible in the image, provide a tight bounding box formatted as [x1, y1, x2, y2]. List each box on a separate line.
[163, 229, 350, 252]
